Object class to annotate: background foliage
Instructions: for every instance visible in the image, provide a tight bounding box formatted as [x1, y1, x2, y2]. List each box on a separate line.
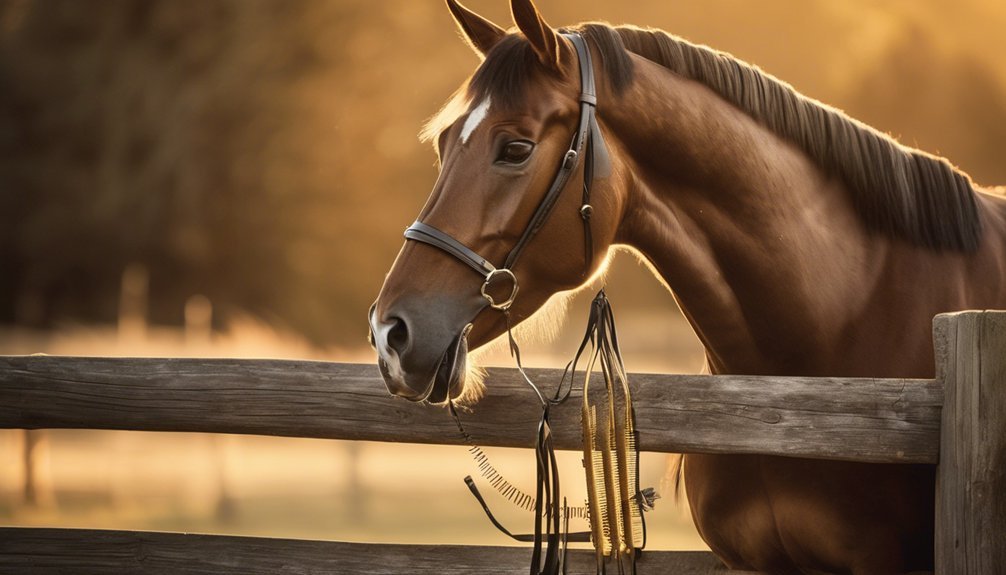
[1, 0, 1004, 347]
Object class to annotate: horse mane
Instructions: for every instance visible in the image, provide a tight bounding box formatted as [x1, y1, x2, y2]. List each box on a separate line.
[456, 23, 983, 252]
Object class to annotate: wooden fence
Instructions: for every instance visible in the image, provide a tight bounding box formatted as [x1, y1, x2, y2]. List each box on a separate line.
[0, 310, 1003, 573]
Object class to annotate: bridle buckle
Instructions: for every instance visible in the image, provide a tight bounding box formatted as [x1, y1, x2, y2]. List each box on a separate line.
[563, 150, 578, 170]
[481, 268, 519, 311]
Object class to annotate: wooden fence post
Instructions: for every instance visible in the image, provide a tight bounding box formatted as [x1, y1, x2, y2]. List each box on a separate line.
[933, 311, 1006, 573]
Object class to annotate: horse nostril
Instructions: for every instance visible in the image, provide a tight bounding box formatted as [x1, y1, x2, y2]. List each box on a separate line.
[367, 302, 378, 349]
[386, 316, 410, 356]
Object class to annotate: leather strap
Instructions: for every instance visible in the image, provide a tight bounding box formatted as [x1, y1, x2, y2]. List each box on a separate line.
[501, 33, 602, 273]
[404, 221, 496, 279]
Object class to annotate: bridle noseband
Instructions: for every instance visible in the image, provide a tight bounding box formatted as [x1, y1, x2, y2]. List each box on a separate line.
[404, 32, 608, 313]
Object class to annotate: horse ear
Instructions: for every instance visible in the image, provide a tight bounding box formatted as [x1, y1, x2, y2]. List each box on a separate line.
[510, 0, 560, 71]
[446, 0, 506, 58]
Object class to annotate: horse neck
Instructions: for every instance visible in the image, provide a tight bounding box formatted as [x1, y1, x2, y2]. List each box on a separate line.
[602, 56, 882, 375]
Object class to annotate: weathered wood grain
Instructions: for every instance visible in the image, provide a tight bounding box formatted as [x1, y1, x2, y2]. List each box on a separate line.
[0, 527, 747, 575]
[934, 311, 1006, 573]
[0, 356, 941, 463]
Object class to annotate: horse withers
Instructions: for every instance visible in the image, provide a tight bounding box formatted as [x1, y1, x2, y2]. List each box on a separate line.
[369, 1, 1006, 572]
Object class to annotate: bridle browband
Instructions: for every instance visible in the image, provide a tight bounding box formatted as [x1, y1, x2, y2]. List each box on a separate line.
[404, 32, 608, 312]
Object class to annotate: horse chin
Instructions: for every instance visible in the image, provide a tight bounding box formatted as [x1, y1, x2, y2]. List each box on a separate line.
[427, 324, 471, 404]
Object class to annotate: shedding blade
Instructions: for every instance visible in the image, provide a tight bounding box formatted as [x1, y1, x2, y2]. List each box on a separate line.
[615, 379, 644, 553]
[601, 410, 624, 556]
[592, 451, 612, 556]
[582, 405, 611, 558]
[623, 428, 644, 550]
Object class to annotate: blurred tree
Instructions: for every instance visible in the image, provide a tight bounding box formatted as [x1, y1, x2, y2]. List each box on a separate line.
[841, 21, 1006, 187]
[0, 0, 413, 345]
[0, 0, 1003, 349]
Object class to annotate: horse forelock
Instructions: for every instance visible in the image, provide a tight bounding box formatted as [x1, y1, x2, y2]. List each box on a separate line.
[420, 86, 471, 145]
[421, 33, 544, 146]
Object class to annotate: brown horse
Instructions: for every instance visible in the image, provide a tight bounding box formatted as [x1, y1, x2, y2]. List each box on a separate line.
[369, 1, 1006, 573]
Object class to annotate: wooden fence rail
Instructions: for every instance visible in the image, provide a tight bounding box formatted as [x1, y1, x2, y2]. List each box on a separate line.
[0, 359, 940, 464]
[0, 528, 744, 575]
[0, 310, 1003, 573]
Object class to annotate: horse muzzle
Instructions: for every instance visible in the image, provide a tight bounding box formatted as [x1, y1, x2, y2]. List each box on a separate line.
[368, 302, 471, 403]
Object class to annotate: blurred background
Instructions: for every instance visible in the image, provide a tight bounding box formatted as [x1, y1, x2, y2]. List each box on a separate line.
[1, 0, 1004, 552]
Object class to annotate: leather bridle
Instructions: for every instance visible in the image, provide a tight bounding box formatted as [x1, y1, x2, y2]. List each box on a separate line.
[401, 33, 615, 575]
[403, 32, 608, 313]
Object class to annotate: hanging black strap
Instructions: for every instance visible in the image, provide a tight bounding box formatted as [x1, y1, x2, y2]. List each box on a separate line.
[452, 401, 592, 545]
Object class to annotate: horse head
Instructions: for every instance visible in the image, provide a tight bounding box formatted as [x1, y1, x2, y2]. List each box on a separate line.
[369, 0, 626, 404]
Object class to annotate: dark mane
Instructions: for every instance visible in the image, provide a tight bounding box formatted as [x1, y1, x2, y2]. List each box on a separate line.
[468, 23, 983, 252]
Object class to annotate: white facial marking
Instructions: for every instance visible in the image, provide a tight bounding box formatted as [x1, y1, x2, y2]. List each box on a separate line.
[460, 96, 491, 144]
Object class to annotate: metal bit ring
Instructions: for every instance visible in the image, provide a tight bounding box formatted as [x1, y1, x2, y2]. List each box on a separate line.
[481, 268, 519, 311]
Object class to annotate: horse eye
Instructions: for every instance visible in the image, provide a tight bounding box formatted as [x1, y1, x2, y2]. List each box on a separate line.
[497, 140, 535, 164]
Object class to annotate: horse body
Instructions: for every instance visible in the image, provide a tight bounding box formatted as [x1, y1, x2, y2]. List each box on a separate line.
[370, 1, 1006, 572]
[605, 46, 1006, 572]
